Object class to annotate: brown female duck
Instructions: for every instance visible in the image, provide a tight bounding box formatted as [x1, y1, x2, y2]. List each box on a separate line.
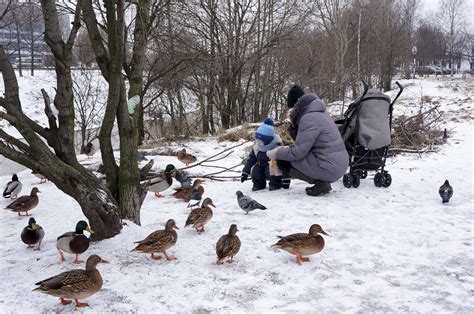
[5, 187, 40, 216]
[33, 255, 109, 307]
[185, 198, 216, 232]
[177, 148, 197, 166]
[132, 219, 179, 261]
[271, 224, 328, 265]
[216, 224, 241, 264]
[172, 179, 204, 202]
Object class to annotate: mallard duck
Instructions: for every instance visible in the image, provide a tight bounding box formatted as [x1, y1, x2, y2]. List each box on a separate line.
[172, 179, 204, 201]
[83, 142, 96, 159]
[33, 254, 109, 308]
[56, 221, 94, 264]
[32, 170, 47, 184]
[21, 217, 45, 250]
[185, 198, 216, 232]
[3, 174, 22, 199]
[187, 184, 205, 208]
[5, 187, 40, 216]
[271, 224, 328, 265]
[147, 164, 175, 197]
[177, 148, 197, 166]
[216, 224, 241, 264]
[131, 219, 179, 261]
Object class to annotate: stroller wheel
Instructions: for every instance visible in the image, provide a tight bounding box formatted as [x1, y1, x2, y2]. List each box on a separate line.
[352, 174, 360, 188]
[383, 173, 392, 187]
[343, 174, 353, 188]
[361, 171, 368, 179]
[374, 173, 385, 187]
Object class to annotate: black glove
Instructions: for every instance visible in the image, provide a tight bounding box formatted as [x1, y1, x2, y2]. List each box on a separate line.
[241, 174, 248, 183]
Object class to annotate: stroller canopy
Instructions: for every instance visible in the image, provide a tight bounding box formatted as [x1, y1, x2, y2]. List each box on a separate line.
[343, 89, 392, 150]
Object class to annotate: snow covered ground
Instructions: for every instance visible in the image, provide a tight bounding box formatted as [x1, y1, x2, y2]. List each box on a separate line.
[0, 76, 473, 312]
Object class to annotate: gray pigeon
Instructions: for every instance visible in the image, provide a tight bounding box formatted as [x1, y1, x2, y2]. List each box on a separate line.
[175, 169, 192, 189]
[236, 191, 266, 214]
[137, 151, 148, 162]
[439, 180, 453, 203]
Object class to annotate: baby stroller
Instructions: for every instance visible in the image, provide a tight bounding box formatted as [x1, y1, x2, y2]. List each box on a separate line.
[336, 81, 403, 188]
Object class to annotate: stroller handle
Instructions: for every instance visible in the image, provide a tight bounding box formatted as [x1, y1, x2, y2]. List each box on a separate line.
[389, 81, 404, 128]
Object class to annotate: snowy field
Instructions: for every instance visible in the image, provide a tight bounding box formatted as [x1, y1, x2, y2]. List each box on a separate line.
[0, 76, 473, 312]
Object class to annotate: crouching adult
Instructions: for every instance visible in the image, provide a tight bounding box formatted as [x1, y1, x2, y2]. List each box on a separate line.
[266, 85, 349, 196]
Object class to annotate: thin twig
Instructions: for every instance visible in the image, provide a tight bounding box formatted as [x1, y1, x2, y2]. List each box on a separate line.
[178, 140, 251, 171]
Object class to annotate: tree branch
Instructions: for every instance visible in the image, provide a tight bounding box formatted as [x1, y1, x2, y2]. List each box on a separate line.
[66, 0, 84, 50]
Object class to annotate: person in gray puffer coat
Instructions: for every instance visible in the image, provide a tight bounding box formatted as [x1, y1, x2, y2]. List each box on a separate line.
[266, 85, 349, 196]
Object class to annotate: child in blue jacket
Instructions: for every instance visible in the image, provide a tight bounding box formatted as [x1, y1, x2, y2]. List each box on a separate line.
[241, 117, 290, 191]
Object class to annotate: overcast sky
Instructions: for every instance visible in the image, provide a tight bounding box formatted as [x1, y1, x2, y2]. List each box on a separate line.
[421, 0, 474, 32]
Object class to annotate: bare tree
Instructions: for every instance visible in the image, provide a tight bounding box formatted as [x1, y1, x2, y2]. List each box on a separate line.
[437, 0, 467, 74]
[72, 68, 106, 151]
[0, 0, 122, 240]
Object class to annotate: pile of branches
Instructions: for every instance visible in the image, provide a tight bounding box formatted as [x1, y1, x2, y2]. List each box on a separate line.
[390, 102, 444, 156]
[218, 121, 294, 146]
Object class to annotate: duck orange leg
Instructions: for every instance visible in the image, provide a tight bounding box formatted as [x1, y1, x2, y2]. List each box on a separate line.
[74, 299, 89, 307]
[295, 255, 303, 265]
[73, 254, 85, 264]
[58, 250, 66, 262]
[60, 298, 72, 305]
[154, 192, 164, 198]
[163, 251, 177, 260]
[150, 253, 161, 260]
[301, 257, 310, 262]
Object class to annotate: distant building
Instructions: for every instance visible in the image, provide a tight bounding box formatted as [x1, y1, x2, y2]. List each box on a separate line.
[0, 0, 70, 68]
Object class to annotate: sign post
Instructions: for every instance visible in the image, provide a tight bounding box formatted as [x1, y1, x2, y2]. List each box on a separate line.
[412, 45, 417, 80]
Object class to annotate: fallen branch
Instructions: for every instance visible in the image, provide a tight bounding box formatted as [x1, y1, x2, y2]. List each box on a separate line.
[179, 140, 251, 171]
[389, 147, 438, 154]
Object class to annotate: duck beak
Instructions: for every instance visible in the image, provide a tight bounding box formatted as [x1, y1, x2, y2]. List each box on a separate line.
[86, 226, 95, 234]
[210, 202, 216, 208]
[321, 230, 329, 236]
[174, 225, 179, 230]
[31, 223, 37, 230]
[100, 258, 110, 264]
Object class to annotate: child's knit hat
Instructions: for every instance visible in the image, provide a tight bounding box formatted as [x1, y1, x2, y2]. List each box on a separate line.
[255, 117, 275, 145]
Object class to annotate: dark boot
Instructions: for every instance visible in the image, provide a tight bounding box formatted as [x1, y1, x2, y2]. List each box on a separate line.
[305, 181, 332, 196]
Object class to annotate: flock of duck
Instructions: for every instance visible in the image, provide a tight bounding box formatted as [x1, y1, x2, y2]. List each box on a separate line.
[2, 148, 329, 308]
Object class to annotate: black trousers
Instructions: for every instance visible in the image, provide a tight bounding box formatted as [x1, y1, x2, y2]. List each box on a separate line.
[277, 160, 320, 184]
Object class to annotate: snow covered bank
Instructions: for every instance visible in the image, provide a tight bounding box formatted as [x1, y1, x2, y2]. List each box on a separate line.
[0, 77, 473, 312]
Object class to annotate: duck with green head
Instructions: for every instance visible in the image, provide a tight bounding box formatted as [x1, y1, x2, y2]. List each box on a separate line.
[56, 220, 94, 264]
[148, 164, 175, 198]
[21, 217, 45, 250]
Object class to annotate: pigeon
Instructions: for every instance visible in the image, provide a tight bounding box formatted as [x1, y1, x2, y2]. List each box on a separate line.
[3, 174, 22, 199]
[137, 151, 148, 162]
[174, 169, 192, 189]
[236, 191, 266, 214]
[439, 180, 453, 203]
